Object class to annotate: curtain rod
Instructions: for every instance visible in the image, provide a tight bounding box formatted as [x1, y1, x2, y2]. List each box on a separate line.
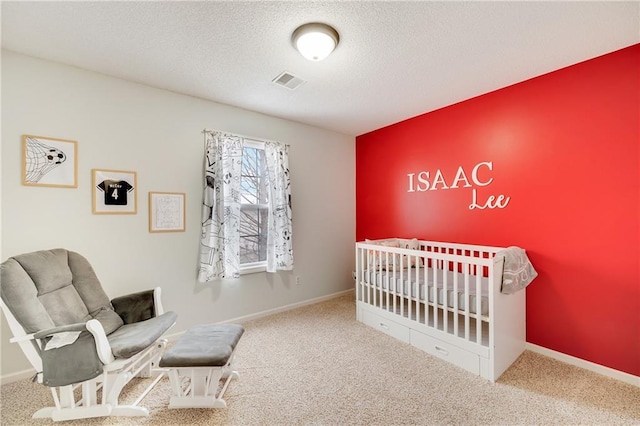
[202, 128, 289, 147]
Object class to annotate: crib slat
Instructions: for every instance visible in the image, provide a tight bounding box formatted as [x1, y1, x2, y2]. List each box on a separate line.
[381, 250, 385, 307]
[392, 252, 397, 315]
[453, 261, 459, 338]
[399, 253, 404, 318]
[443, 260, 449, 333]
[368, 250, 381, 306]
[381, 250, 387, 308]
[379, 252, 383, 310]
[369, 250, 373, 305]
[464, 264, 470, 342]
[385, 257, 390, 312]
[375, 249, 380, 305]
[424, 259, 430, 327]
[415, 255, 420, 324]
[360, 247, 365, 303]
[407, 254, 412, 321]
[476, 269, 482, 343]
[433, 261, 439, 331]
[356, 245, 360, 303]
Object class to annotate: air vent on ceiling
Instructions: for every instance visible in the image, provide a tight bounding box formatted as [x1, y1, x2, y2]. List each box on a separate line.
[272, 71, 306, 90]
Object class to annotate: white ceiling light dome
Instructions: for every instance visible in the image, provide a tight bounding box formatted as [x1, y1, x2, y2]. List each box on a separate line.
[292, 22, 340, 61]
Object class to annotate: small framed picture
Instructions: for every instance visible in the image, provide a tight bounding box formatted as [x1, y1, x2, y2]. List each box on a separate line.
[23, 135, 78, 188]
[92, 169, 137, 214]
[149, 192, 186, 232]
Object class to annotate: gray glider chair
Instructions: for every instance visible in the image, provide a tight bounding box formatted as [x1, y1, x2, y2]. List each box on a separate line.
[0, 249, 177, 421]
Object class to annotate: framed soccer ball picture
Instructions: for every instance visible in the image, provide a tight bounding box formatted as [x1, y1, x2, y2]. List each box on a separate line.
[22, 134, 78, 188]
[92, 169, 137, 214]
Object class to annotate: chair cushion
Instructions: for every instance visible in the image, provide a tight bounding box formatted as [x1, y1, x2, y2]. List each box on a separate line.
[67, 251, 113, 314]
[159, 324, 245, 368]
[111, 289, 155, 324]
[1, 257, 56, 333]
[92, 307, 124, 335]
[107, 311, 177, 358]
[0, 249, 120, 332]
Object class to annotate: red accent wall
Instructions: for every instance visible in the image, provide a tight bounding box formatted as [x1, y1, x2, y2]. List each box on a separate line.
[356, 44, 639, 376]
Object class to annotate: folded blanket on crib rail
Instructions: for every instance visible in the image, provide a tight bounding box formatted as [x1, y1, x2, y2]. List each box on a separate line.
[496, 246, 538, 294]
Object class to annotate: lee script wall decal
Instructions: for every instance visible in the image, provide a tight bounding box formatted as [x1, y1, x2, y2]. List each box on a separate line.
[406, 161, 510, 210]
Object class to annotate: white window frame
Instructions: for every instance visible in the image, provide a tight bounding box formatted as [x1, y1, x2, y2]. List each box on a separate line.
[239, 139, 268, 275]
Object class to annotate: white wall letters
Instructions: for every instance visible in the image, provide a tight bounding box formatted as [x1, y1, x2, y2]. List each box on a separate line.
[407, 161, 510, 210]
[471, 161, 493, 187]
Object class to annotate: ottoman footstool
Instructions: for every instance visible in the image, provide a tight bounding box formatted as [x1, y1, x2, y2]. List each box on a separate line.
[159, 323, 245, 409]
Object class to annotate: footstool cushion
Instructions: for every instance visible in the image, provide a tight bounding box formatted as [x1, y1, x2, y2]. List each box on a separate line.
[160, 323, 244, 368]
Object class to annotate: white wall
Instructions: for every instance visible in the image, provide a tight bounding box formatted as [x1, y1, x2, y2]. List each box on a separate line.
[0, 50, 355, 379]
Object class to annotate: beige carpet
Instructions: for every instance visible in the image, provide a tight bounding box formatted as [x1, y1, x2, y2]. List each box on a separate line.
[1, 293, 639, 425]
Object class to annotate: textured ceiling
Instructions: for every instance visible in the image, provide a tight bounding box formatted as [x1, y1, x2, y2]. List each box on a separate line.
[2, 1, 639, 136]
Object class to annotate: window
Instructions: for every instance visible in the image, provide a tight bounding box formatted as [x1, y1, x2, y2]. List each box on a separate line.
[240, 141, 268, 269]
[198, 130, 292, 282]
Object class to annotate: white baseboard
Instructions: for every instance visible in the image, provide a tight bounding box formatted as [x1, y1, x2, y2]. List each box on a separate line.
[159, 289, 355, 343]
[219, 288, 354, 325]
[0, 289, 354, 385]
[526, 343, 639, 388]
[0, 368, 35, 385]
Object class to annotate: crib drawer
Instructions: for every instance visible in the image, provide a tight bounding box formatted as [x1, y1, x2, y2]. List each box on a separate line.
[362, 310, 410, 343]
[410, 330, 480, 375]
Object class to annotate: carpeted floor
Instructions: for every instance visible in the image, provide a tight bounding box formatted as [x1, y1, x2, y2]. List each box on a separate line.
[1, 293, 639, 425]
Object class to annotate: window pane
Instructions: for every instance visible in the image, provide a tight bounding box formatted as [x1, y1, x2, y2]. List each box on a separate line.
[240, 145, 268, 266]
[240, 206, 268, 264]
[241, 147, 258, 204]
[241, 147, 268, 205]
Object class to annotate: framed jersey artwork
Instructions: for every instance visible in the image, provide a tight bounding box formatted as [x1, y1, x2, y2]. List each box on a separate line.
[92, 169, 137, 214]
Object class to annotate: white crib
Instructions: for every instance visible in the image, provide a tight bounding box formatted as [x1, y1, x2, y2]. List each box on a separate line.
[355, 238, 526, 382]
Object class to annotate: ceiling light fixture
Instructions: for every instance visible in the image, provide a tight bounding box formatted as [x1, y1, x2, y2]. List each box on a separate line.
[292, 22, 340, 61]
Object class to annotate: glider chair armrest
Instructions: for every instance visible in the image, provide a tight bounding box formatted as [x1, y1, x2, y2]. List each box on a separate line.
[111, 287, 164, 324]
[33, 322, 88, 339]
[9, 333, 37, 343]
[33, 320, 115, 365]
[85, 319, 116, 365]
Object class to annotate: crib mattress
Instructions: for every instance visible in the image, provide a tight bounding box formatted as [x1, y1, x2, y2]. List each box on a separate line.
[365, 268, 489, 316]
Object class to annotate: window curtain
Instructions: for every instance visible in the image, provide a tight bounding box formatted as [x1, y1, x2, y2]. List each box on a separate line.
[198, 131, 243, 282]
[264, 141, 294, 272]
